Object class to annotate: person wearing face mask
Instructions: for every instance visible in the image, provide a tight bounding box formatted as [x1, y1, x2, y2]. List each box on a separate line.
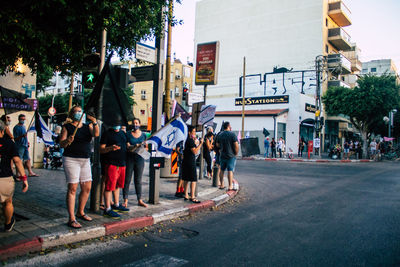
[13, 114, 37, 177]
[100, 119, 129, 218]
[0, 115, 14, 140]
[60, 106, 99, 228]
[123, 118, 148, 208]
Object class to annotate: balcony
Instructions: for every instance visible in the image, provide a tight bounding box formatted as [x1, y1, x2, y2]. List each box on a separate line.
[327, 53, 351, 74]
[328, 1, 352, 27]
[328, 80, 350, 88]
[328, 28, 352, 51]
[350, 58, 362, 72]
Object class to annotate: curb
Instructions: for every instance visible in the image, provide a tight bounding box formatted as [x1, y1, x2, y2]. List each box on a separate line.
[244, 157, 373, 163]
[0, 181, 240, 260]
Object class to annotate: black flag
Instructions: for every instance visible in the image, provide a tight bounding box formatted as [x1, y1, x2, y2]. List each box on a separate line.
[0, 86, 33, 115]
[263, 128, 270, 137]
[86, 54, 134, 127]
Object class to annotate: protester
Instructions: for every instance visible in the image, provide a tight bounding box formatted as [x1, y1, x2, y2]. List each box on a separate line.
[124, 118, 147, 208]
[174, 140, 185, 198]
[343, 140, 350, 160]
[13, 114, 37, 177]
[121, 125, 127, 133]
[278, 137, 284, 158]
[60, 106, 99, 228]
[203, 127, 214, 179]
[0, 115, 13, 140]
[370, 139, 377, 160]
[215, 121, 239, 191]
[0, 121, 28, 232]
[100, 119, 129, 218]
[264, 137, 270, 158]
[298, 138, 305, 157]
[270, 137, 277, 158]
[182, 125, 203, 203]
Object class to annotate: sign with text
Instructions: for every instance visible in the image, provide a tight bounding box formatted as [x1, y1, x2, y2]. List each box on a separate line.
[130, 66, 154, 82]
[188, 92, 204, 106]
[235, 95, 289, 106]
[313, 138, 320, 148]
[305, 103, 317, 113]
[198, 105, 216, 125]
[136, 43, 156, 64]
[191, 101, 204, 131]
[195, 42, 220, 85]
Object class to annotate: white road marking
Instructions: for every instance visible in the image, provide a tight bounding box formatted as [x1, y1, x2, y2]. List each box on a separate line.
[122, 254, 189, 267]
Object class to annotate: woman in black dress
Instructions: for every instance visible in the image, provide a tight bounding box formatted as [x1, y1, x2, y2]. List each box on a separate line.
[182, 125, 203, 203]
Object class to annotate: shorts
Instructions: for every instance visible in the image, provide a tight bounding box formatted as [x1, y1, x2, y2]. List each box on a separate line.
[62, 156, 92, 184]
[215, 153, 220, 165]
[105, 164, 126, 191]
[344, 148, 349, 153]
[220, 157, 236, 172]
[0, 177, 15, 203]
[17, 145, 30, 161]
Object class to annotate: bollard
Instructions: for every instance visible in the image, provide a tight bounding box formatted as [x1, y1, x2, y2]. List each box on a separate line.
[212, 165, 219, 187]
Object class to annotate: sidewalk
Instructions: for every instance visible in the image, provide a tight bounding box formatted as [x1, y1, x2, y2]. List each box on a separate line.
[0, 164, 239, 260]
[241, 152, 374, 163]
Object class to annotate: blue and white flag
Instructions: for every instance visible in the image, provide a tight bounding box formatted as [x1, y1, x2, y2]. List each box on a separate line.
[147, 117, 188, 157]
[29, 111, 55, 146]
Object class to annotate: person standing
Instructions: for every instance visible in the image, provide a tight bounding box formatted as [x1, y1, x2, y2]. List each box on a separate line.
[100, 120, 129, 218]
[60, 106, 99, 228]
[0, 115, 13, 140]
[13, 114, 37, 177]
[264, 137, 270, 158]
[123, 118, 147, 208]
[215, 121, 239, 191]
[182, 125, 203, 203]
[298, 138, 305, 157]
[270, 138, 277, 158]
[277, 137, 284, 158]
[0, 121, 28, 232]
[343, 140, 350, 160]
[370, 139, 377, 160]
[203, 127, 214, 179]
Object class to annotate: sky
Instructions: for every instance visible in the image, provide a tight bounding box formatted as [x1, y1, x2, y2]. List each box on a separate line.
[171, 0, 400, 71]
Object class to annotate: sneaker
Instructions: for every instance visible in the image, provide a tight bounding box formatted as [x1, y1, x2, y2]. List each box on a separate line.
[111, 204, 130, 213]
[4, 216, 15, 232]
[175, 192, 184, 198]
[103, 209, 121, 219]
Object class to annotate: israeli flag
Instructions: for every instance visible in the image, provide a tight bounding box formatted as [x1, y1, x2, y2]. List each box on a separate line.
[29, 112, 55, 146]
[147, 117, 188, 157]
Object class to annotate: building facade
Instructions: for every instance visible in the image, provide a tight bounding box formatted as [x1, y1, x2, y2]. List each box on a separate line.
[194, 0, 359, 154]
[361, 59, 399, 81]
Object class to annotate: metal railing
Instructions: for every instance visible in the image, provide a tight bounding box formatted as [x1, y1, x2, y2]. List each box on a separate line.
[328, 28, 351, 44]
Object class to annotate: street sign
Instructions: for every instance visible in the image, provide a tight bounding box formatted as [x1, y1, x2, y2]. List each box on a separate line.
[198, 105, 216, 125]
[313, 138, 320, 148]
[188, 92, 203, 106]
[191, 102, 204, 131]
[136, 43, 156, 64]
[131, 66, 154, 82]
[48, 107, 56, 116]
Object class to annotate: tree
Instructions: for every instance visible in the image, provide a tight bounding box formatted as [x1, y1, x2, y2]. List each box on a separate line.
[36, 64, 55, 93]
[0, 0, 180, 74]
[322, 74, 400, 157]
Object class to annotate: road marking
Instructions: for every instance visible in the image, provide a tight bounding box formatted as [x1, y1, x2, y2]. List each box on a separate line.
[122, 254, 188, 267]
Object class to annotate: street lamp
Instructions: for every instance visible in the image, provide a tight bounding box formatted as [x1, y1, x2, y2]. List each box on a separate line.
[388, 109, 397, 138]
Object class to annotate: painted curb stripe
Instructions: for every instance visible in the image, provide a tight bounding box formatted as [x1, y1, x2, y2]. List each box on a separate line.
[0, 237, 42, 260]
[104, 216, 154, 236]
[187, 200, 215, 213]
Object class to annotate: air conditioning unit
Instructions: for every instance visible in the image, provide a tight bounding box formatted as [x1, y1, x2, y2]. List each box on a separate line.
[175, 75, 181, 79]
[175, 92, 180, 96]
[141, 95, 147, 100]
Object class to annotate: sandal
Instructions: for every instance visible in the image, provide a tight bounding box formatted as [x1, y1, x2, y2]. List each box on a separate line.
[99, 204, 105, 210]
[67, 220, 82, 229]
[76, 214, 93, 221]
[190, 199, 201, 203]
[219, 186, 226, 190]
[184, 196, 190, 201]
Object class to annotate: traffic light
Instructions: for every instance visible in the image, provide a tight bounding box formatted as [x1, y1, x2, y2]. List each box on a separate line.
[82, 53, 100, 89]
[182, 87, 189, 101]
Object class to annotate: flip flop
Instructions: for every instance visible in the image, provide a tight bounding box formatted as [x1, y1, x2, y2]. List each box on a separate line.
[99, 204, 105, 210]
[219, 186, 226, 190]
[76, 214, 93, 221]
[67, 220, 82, 229]
[28, 174, 39, 177]
[190, 199, 201, 203]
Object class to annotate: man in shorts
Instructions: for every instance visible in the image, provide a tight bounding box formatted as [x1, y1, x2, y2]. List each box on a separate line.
[0, 121, 28, 232]
[13, 114, 38, 177]
[215, 121, 239, 190]
[100, 121, 129, 218]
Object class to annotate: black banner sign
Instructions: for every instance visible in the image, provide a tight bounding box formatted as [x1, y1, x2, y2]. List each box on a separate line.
[235, 95, 289, 106]
[305, 103, 317, 113]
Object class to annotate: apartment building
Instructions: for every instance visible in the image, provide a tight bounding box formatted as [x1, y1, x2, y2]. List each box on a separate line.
[194, 0, 360, 153]
[361, 59, 399, 79]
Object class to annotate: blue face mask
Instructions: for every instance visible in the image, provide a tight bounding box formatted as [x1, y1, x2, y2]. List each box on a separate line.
[19, 120, 25, 125]
[133, 125, 140, 131]
[73, 112, 83, 121]
[112, 126, 121, 131]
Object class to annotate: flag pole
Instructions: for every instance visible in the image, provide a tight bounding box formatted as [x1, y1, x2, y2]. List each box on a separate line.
[27, 110, 36, 131]
[71, 112, 86, 138]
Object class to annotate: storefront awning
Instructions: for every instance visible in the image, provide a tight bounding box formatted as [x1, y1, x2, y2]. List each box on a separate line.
[215, 109, 288, 117]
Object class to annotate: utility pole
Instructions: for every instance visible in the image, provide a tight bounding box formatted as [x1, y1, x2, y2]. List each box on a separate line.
[199, 84, 207, 181]
[164, 0, 173, 119]
[241, 57, 246, 137]
[315, 55, 324, 157]
[68, 73, 74, 110]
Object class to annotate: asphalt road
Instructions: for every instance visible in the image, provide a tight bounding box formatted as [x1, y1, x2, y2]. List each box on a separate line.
[9, 161, 400, 267]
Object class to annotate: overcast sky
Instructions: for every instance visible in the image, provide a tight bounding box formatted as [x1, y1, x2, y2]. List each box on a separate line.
[171, 0, 400, 70]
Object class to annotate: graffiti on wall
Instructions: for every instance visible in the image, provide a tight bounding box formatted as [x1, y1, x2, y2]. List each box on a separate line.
[239, 69, 316, 97]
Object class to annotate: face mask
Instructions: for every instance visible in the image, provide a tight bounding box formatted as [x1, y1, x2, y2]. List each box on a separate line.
[19, 120, 25, 125]
[133, 125, 140, 131]
[73, 112, 83, 121]
[112, 126, 121, 131]
[6, 121, 10, 126]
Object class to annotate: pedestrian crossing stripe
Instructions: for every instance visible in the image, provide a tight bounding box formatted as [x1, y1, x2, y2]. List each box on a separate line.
[171, 149, 178, 174]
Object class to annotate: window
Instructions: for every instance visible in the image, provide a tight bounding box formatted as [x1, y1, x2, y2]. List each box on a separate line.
[277, 123, 286, 142]
[362, 69, 368, 73]
[371, 67, 377, 72]
[325, 45, 329, 53]
[184, 67, 191, 78]
[341, 76, 345, 81]
[326, 18, 328, 27]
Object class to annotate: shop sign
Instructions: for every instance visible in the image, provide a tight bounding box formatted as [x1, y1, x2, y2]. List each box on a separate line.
[195, 42, 220, 85]
[305, 103, 317, 113]
[235, 95, 289, 106]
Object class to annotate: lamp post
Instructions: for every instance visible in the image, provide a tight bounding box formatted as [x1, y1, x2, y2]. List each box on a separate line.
[389, 109, 397, 138]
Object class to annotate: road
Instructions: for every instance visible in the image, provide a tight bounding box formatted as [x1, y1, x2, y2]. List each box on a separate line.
[8, 161, 400, 266]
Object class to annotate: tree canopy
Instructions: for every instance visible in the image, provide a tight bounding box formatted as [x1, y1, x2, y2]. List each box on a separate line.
[322, 74, 400, 138]
[0, 0, 178, 74]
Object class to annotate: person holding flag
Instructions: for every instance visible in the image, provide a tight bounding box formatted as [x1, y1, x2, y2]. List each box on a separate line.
[60, 106, 99, 228]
